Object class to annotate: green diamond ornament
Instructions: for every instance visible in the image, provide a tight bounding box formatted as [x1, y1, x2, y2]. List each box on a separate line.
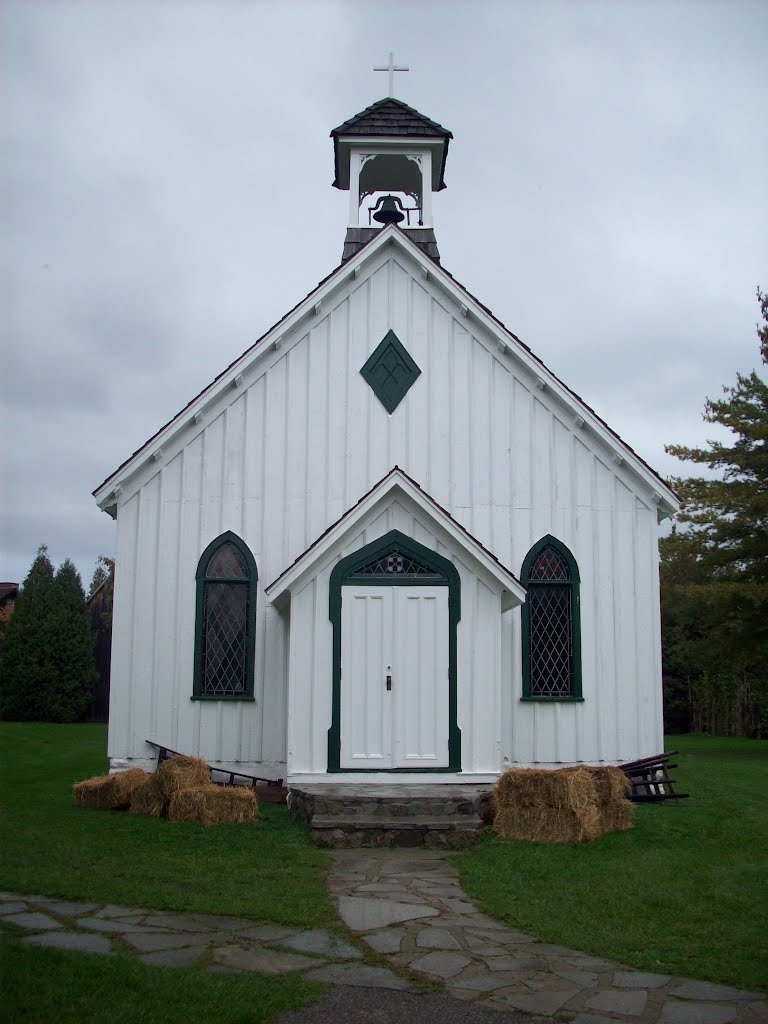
[360, 330, 421, 414]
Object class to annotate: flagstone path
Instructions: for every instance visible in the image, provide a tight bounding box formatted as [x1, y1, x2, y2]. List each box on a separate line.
[2, 852, 766, 1024]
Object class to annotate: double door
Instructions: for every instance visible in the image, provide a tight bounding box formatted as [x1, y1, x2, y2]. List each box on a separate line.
[339, 586, 449, 770]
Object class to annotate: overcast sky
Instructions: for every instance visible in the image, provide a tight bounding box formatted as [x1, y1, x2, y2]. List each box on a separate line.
[2, 0, 766, 590]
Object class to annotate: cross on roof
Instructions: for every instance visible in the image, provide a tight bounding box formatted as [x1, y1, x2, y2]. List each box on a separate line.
[373, 52, 409, 97]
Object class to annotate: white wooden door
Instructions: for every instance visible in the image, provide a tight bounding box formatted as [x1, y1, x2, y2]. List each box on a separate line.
[340, 586, 449, 770]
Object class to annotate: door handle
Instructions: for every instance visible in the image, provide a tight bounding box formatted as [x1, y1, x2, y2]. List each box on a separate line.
[386, 674, 392, 691]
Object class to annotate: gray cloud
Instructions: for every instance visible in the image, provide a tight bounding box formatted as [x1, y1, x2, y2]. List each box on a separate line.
[2, 0, 766, 586]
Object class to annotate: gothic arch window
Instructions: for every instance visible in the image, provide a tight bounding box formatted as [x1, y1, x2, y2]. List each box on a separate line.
[521, 536, 582, 701]
[192, 532, 257, 701]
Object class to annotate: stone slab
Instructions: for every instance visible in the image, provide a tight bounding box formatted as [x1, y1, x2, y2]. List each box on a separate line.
[187, 914, 255, 931]
[141, 913, 214, 932]
[448, 974, 519, 993]
[94, 905, 149, 918]
[660, 1001, 739, 1024]
[486, 956, 548, 972]
[555, 968, 600, 988]
[613, 969, 672, 989]
[0, 892, 23, 900]
[22, 932, 113, 955]
[282, 929, 362, 959]
[3, 912, 63, 931]
[441, 900, 476, 915]
[497, 988, 579, 1015]
[0, 902, 28, 916]
[77, 917, 168, 934]
[337, 896, 438, 931]
[213, 945, 322, 973]
[123, 931, 229, 952]
[415, 927, 462, 951]
[241, 925, 299, 942]
[410, 951, 472, 979]
[586, 989, 648, 1016]
[303, 963, 413, 990]
[40, 900, 99, 918]
[139, 946, 207, 968]
[362, 929, 404, 954]
[669, 981, 765, 1002]
[571, 1016, 622, 1024]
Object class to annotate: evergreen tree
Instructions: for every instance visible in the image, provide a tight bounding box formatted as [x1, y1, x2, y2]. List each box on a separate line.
[662, 291, 768, 736]
[0, 546, 55, 720]
[88, 555, 113, 600]
[46, 560, 98, 722]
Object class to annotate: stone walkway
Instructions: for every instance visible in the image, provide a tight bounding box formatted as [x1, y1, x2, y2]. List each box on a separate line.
[2, 855, 766, 1024]
[328, 850, 767, 1024]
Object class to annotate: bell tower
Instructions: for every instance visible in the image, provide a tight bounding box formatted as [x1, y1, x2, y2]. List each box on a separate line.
[330, 96, 453, 263]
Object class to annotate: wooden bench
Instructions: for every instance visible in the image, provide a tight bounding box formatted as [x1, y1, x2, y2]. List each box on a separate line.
[145, 741, 287, 804]
[619, 750, 689, 803]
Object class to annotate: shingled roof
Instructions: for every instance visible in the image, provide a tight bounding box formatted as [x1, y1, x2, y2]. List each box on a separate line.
[331, 97, 453, 190]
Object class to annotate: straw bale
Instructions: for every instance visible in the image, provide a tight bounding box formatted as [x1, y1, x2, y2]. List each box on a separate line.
[129, 776, 165, 817]
[73, 768, 149, 810]
[494, 803, 603, 843]
[599, 799, 634, 832]
[154, 756, 210, 801]
[167, 784, 258, 826]
[495, 767, 598, 812]
[586, 766, 632, 806]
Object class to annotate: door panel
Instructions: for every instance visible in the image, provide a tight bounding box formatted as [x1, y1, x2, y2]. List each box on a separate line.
[340, 585, 449, 771]
[340, 589, 392, 768]
[395, 588, 449, 767]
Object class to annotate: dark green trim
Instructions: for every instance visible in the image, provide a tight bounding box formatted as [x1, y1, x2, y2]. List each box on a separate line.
[520, 697, 585, 703]
[193, 531, 258, 701]
[360, 330, 421, 414]
[328, 529, 461, 773]
[520, 534, 582, 701]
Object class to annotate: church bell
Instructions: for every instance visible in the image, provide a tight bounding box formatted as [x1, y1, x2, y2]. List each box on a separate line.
[371, 195, 406, 225]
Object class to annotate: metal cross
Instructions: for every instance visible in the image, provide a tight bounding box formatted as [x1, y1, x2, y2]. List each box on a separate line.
[373, 52, 409, 97]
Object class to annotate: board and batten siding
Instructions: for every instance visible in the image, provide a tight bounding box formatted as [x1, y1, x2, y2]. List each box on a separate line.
[107, 244, 663, 772]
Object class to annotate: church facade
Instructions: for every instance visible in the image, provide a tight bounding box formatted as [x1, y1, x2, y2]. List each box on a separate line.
[95, 98, 677, 784]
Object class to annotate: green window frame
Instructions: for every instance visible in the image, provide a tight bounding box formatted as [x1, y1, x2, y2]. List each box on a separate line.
[521, 535, 583, 702]
[192, 531, 257, 702]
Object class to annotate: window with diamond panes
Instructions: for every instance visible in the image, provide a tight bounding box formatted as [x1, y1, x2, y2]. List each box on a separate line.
[521, 537, 582, 700]
[192, 533, 257, 701]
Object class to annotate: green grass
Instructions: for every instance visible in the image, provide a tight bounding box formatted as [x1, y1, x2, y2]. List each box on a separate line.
[454, 735, 768, 992]
[1, 934, 322, 1024]
[0, 723, 334, 927]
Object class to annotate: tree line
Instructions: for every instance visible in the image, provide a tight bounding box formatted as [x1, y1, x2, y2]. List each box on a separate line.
[661, 290, 767, 737]
[0, 550, 112, 722]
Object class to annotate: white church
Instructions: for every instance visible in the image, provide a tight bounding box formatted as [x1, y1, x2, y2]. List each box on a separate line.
[94, 93, 678, 792]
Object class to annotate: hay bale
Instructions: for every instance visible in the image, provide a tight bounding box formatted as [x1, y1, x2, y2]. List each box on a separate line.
[73, 768, 149, 810]
[154, 756, 210, 801]
[129, 776, 165, 817]
[599, 799, 634, 832]
[494, 803, 603, 844]
[495, 766, 598, 811]
[167, 784, 258, 826]
[586, 766, 632, 805]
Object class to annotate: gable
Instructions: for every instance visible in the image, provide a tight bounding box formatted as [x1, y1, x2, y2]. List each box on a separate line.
[94, 227, 678, 550]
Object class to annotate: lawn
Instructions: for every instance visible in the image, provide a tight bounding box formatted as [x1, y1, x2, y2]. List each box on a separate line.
[2, 934, 322, 1024]
[0, 723, 334, 927]
[455, 735, 768, 992]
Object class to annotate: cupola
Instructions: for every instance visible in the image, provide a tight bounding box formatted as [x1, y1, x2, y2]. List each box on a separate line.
[330, 97, 453, 263]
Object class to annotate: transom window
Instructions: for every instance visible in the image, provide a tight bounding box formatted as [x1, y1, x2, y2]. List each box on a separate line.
[193, 533, 257, 701]
[348, 547, 442, 579]
[521, 537, 582, 701]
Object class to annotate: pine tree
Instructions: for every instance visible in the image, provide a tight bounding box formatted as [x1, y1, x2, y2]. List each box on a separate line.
[0, 546, 55, 720]
[663, 291, 768, 735]
[46, 560, 98, 722]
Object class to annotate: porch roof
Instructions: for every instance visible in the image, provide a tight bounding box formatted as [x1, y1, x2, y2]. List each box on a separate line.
[265, 466, 526, 606]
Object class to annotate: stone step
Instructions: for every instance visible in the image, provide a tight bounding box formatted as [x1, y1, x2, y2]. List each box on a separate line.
[288, 785, 493, 826]
[311, 815, 483, 832]
[309, 815, 484, 850]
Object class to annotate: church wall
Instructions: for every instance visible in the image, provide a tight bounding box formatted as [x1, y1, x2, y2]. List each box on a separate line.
[108, 245, 663, 773]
